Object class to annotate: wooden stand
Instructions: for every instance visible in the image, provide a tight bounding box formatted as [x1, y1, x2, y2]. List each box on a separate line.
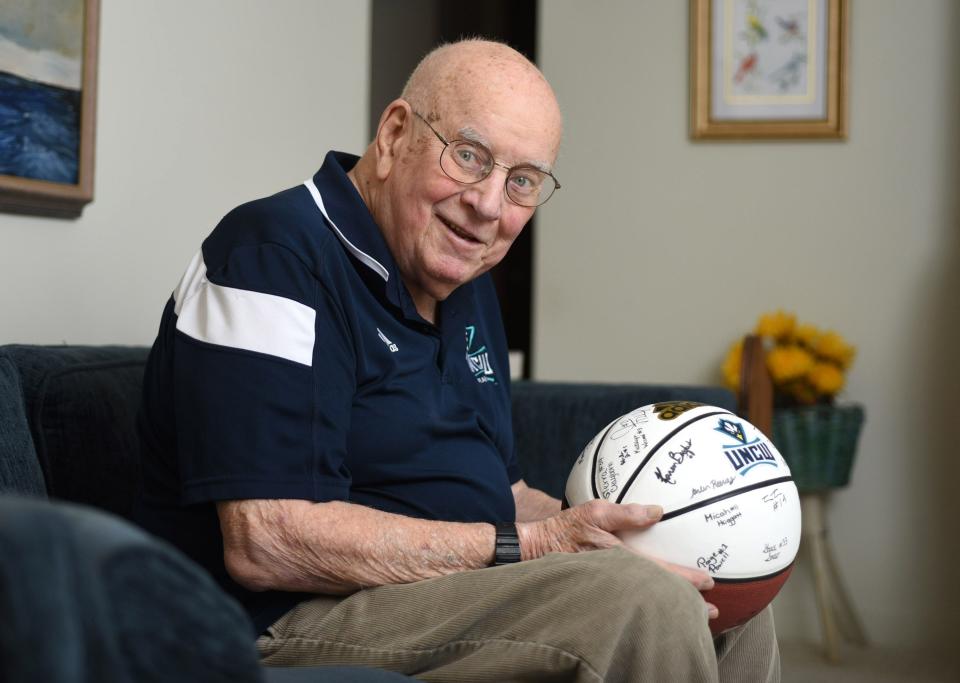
[737, 335, 867, 662]
[799, 492, 868, 662]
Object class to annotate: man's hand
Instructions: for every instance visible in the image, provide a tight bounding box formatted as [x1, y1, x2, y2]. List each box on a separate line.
[517, 500, 718, 617]
[516, 499, 662, 558]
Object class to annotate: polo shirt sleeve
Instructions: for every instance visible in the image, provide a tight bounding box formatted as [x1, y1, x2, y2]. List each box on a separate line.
[170, 237, 355, 505]
[498, 359, 522, 486]
[504, 433, 522, 485]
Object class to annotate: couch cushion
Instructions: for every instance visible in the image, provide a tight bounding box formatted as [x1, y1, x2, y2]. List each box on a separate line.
[0, 346, 149, 518]
[0, 496, 417, 683]
[0, 358, 46, 497]
[0, 496, 263, 683]
[511, 382, 736, 498]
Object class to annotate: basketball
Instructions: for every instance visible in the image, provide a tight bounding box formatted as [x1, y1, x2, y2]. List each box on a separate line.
[563, 401, 801, 635]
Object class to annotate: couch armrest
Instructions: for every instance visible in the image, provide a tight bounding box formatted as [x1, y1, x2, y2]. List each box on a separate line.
[0, 357, 46, 497]
[0, 345, 149, 517]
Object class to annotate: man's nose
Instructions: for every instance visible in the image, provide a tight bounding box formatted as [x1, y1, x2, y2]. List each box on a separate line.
[461, 171, 503, 221]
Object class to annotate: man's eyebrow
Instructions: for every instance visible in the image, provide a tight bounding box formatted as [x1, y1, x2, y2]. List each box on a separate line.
[457, 126, 553, 174]
[457, 126, 491, 147]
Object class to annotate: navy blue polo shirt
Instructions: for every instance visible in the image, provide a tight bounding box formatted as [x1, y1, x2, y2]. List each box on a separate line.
[134, 151, 520, 633]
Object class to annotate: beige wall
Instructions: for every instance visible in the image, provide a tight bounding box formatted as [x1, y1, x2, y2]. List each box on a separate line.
[538, 0, 959, 657]
[0, 0, 370, 344]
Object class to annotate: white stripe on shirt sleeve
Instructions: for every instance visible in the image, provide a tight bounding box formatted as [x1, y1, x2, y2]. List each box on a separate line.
[172, 251, 316, 367]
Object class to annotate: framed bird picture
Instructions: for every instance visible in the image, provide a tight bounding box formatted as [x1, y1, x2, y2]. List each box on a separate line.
[690, 0, 847, 139]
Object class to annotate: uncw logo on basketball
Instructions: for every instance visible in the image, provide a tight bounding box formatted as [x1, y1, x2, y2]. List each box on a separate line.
[653, 401, 704, 420]
[716, 418, 779, 476]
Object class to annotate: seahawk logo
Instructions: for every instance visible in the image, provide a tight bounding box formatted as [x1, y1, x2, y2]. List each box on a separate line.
[716, 418, 747, 444]
[715, 418, 778, 476]
[465, 325, 496, 384]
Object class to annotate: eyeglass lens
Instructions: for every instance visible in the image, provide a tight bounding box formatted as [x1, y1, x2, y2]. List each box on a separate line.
[441, 140, 556, 207]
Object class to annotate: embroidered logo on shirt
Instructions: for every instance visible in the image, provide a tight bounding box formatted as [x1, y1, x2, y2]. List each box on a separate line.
[465, 325, 496, 384]
[377, 327, 398, 353]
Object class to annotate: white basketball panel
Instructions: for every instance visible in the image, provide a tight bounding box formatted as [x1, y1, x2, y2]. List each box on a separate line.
[618, 480, 801, 578]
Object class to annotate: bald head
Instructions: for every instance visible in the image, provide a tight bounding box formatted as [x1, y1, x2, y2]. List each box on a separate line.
[348, 39, 564, 321]
[403, 41, 558, 113]
[400, 40, 562, 157]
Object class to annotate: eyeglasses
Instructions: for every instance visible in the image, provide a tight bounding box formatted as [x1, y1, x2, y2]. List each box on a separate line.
[412, 110, 560, 208]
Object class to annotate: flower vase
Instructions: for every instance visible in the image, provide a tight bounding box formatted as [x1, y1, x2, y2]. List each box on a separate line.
[771, 404, 865, 493]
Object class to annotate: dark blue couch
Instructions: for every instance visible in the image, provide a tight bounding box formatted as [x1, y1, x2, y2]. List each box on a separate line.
[0, 344, 734, 681]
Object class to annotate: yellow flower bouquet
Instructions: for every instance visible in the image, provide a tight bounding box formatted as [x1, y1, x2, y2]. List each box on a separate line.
[721, 310, 864, 491]
[722, 310, 856, 408]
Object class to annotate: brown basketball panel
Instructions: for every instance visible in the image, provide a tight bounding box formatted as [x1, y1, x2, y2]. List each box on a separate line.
[704, 564, 794, 636]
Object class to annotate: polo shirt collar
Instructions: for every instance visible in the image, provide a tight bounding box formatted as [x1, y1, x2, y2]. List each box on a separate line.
[306, 151, 409, 312]
[305, 150, 475, 326]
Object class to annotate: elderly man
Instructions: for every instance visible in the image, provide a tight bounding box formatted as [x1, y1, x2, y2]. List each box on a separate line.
[134, 40, 779, 682]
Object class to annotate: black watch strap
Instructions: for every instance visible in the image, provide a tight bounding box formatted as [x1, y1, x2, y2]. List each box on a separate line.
[493, 522, 521, 566]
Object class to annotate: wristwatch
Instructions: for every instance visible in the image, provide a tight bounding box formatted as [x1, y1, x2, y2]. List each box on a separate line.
[493, 522, 521, 565]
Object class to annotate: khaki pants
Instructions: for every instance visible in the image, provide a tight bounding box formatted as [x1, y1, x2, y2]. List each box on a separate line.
[257, 547, 779, 682]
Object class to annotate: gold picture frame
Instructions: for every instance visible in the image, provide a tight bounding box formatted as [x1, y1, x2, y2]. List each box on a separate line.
[0, 0, 100, 218]
[690, 0, 847, 140]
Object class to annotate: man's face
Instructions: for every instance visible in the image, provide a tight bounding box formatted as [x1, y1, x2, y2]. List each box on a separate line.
[379, 94, 560, 314]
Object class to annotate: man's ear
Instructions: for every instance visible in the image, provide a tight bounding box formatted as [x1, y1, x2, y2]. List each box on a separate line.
[374, 99, 413, 181]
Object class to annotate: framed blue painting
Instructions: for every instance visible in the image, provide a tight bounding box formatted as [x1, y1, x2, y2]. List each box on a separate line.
[0, 0, 99, 218]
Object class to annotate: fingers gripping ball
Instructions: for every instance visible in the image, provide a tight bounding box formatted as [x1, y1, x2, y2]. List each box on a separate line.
[564, 402, 801, 635]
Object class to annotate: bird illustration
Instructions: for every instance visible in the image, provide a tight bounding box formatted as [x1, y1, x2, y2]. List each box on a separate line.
[776, 16, 802, 40]
[747, 13, 768, 40]
[734, 53, 759, 83]
[769, 53, 807, 90]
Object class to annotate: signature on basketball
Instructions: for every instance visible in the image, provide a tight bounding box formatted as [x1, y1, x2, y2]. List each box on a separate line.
[597, 458, 619, 499]
[704, 504, 742, 528]
[762, 488, 787, 511]
[697, 543, 730, 574]
[632, 429, 649, 453]
[762, 537, 789, 563]
[654, 439, 695, 485]
[689, 476, 736, 499]
[610, 410, 649, 440]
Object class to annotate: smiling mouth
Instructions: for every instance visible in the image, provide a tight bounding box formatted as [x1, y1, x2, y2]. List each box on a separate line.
[439, 216, 483, 245]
